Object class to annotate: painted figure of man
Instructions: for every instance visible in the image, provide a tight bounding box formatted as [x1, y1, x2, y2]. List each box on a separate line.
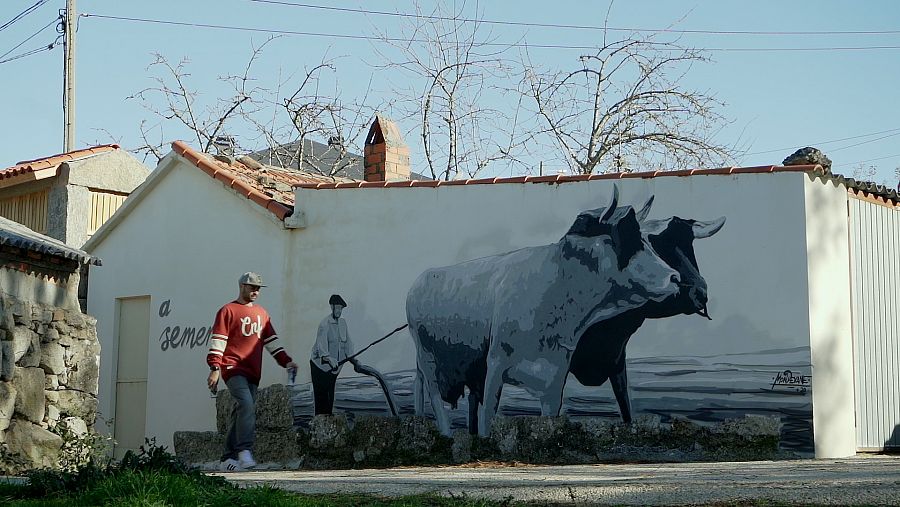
[207, 272, 298, 472]
[309, 294, 398, 415]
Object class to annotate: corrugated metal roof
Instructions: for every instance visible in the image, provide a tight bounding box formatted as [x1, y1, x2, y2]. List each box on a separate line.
[0, 216, 100, 266]
[831, 173, 900, 206]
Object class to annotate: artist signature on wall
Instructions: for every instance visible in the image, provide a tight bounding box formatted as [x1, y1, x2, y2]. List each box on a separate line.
[769, 369, 812, 394]
[157, 299, 212, 351]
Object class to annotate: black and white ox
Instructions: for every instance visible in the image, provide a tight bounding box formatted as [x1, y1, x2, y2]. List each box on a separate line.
[568, 199, 726, 423]
[406, 187, 682, 436]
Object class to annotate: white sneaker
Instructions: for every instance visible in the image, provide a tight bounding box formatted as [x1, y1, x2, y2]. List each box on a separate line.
[219, 458, 243, 472]
[237, 450, 257, 469]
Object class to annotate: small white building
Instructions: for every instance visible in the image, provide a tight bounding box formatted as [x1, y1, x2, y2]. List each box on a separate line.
[85, 137, 900, 459]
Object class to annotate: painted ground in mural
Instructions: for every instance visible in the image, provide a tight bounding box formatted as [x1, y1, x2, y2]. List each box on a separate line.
[290, 346, 813, 453]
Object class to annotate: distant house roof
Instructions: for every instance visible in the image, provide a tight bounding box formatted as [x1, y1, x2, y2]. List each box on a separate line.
[0, 215, 100, 265]
[172, 140, 360, 220]
[246, 138, 431, 181]
[0, 144, 120, 188]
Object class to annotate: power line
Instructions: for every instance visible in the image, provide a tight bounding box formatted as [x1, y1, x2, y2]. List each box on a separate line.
[0, 0, 50, 33]
[248, 0, 900, 37]
[829, 131, 900, 153]
[81, 13, 900, 52]
[0, 41, 57, 65]
[0, 17, 59, 61]
[746, 127, 900, 156]
[843, 153, 900, 166]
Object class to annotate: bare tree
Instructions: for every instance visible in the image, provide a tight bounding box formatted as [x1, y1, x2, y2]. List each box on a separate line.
[128, 38, 268, 161]
[128, 39, 376, 178]
[373, 1, 530, 180]
[247, 57, 378, 177]
[523, 34, 734, 174]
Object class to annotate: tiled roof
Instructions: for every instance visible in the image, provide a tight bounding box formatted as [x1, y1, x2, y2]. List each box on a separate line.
[0, 215, 100, 265]
[173, 138, 900, 220]
[172, 141, 357, 221]
[1, 144, 120, 185]
[246, 138, 432, 181]
[831, 174, 900, 207]
[295, 164, 824, 189]
[292, 164, 899, 206]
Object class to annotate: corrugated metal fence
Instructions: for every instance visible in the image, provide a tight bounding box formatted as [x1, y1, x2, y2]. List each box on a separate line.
[849, 196, 900, 450]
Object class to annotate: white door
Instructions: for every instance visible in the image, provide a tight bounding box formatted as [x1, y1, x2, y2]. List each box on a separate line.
[113, 296, 150, 459]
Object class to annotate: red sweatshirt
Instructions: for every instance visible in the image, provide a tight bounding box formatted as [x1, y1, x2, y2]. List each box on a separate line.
[207, 301, 292, 385]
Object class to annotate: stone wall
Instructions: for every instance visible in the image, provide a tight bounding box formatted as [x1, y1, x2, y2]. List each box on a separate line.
[174, 384, 787, 470]
[0, 288, 100, 471]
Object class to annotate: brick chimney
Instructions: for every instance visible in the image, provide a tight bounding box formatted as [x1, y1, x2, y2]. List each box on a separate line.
[364, 115, 410, 182]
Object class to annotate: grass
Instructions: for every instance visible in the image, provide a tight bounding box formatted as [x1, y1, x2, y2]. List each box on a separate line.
[0, 469, 517, 507]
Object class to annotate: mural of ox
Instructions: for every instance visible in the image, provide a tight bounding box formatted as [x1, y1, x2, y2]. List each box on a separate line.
[568, 202, 726, 424]
[406, 187, 692, 436]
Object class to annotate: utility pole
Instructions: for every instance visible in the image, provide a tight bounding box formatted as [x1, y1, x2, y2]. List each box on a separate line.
[63, 0, 76, 152]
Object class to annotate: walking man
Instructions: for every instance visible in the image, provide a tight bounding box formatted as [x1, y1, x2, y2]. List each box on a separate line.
[207, 272, 297, 471]
[309, 294, 398, 415]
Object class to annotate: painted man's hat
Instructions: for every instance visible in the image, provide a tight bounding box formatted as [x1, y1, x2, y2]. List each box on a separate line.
[239, 272, 266, 287]
[329, 294, 347, 307]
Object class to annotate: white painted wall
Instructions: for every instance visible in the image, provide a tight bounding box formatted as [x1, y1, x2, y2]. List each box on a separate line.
[288, 173, 813, 374]
[803, 176, 856, 458]
[287, 173, 821, 452]
[86, 161, 860, 457]
[87, 156, 290, 449]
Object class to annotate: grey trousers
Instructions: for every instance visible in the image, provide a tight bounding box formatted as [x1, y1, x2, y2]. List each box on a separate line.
[222, 374, 258, 461]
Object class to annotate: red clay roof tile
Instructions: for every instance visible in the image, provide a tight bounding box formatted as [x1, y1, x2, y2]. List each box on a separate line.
[171, 141, 361, 221]
[1, 144, 120, 184]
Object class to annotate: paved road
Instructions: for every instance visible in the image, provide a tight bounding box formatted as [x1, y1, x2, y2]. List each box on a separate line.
[219, 455, 900, 505]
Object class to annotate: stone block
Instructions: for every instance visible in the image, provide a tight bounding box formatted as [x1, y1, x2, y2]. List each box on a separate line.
[56, 389, 97, 421]
[349, 415, 399, 461]
[256, 384, 293, 431]
[58, 333, 75, 347]
[0, 381, 16, 432]
[255, 430, 301, 463]
[65, 312, 86, 330]
[578, 418, 616, 447]
[394, 416, 439, 460]
[1, 301, 15, 331]
[66, 341, 100, 394]
[60, 416, 88, 436]
[11, 327, 33, 363]
[174, 431, 224, 464]
[6, 419, 63, 469]
[714, 414, 781, 439]
[11, 301, 29, 325]
[451, 429, 472, 463]
[13, 367, 46, 424]
[42, 327, 60, 344]
[308, 414, 350, 449]
[214, 389, 233, 435]
[40, 342, 66, 375]
[19, 332, 41, 368]
[216, 383, 294, 434]
[46, 405, 61, 427]
[0, 341, 12, 381]
[490, 415, 592, 464]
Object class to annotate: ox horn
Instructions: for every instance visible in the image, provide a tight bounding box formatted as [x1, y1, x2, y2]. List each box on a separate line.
[692, 216, 726, 239]
[600, 185, 620, 223]
[635, 195, 655, 222]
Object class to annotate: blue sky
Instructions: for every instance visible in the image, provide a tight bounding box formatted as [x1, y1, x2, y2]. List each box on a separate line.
[2, 1, 899, 184]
